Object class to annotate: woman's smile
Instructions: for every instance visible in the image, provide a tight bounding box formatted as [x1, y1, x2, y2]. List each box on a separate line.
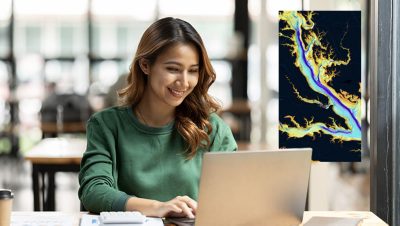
[168, 87, 187, 98]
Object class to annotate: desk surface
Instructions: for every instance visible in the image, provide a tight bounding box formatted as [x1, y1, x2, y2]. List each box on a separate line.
[41, 122, 86, 133]
[301, 211, 388, 226]
[11, 211, 388, 226]
[24, 137, 86, 164]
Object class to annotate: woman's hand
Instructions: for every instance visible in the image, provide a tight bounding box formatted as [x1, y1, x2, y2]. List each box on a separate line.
[155, 195, 197, 218]
[126, 195, 197, 218]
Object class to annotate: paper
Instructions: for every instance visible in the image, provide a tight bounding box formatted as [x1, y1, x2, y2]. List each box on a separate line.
[80, 215, 100, 226]
[80, 214, 164, 226]
[303, 216, 363, 226]
[11, 212, 75, 226]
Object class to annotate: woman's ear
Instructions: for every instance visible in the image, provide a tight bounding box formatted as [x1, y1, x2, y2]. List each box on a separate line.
[139, 59, 150, 75]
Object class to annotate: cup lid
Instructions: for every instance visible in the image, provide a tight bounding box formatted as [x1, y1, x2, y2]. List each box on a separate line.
[0, 189, 14, 199]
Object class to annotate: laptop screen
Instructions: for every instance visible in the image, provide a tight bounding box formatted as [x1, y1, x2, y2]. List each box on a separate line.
[195, 148, 312, 226]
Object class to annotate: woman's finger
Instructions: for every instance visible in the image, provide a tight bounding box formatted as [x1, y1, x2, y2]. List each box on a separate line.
[175, 201, 195, 218]
[178, 196, 198, 213]
[165, 202, 183, 214]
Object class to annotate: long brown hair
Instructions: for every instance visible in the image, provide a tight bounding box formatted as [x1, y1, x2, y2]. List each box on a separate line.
[118, 17, 220, 159]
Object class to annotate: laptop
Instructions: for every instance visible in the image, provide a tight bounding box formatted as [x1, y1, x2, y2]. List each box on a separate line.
[194, 148, 312, 226]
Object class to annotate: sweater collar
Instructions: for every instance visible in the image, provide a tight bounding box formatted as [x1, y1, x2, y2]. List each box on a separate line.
[127, 106, 175, 134]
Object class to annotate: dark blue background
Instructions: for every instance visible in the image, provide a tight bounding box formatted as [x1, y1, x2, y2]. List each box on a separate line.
[279, 11, 361, 162]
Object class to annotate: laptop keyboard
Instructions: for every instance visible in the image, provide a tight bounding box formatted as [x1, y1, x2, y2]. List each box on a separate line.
[165, 217, 195, 226]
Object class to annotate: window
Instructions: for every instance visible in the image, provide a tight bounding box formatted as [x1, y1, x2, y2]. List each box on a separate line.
[0, 0, 11, 57]
[1, 0, 237, 154]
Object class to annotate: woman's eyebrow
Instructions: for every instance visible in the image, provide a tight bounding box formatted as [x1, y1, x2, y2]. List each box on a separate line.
[164, 61, 199, 67]
[164, 61, 181, 66]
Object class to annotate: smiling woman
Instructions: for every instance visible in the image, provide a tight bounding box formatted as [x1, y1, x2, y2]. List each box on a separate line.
[78, 17, 237, 218]
[137, 43, 200, 115]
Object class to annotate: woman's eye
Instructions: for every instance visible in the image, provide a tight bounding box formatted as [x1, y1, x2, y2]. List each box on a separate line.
[167, 67, 179, 72]
[189, 69, 199, 73]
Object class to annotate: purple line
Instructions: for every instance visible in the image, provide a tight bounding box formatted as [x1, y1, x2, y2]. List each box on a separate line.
[321, 126, 352, 135]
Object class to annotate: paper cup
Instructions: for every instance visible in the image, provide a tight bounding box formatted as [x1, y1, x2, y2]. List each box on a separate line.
[0, 189, 13, 226]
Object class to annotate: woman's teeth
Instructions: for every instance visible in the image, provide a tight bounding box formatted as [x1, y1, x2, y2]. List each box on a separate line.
[169, 88, 185, 97]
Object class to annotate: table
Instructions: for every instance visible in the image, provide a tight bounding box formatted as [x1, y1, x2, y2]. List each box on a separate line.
[10, 211, 388, 226]
[24, 138, 86, 211]
[301, 211, 388, 226]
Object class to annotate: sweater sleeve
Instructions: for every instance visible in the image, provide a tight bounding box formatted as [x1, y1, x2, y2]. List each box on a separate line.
[209, 114, 238, 152]
[78, 116, 130, 213]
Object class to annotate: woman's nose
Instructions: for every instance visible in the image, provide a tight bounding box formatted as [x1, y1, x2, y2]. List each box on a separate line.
[176, 71, 189, 87]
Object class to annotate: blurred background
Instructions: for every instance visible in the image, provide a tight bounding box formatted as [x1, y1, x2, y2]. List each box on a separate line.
[0, 0, 370, 213]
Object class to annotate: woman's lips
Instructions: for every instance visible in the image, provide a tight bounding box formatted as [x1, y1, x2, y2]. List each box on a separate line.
[168, 88, 186, 97]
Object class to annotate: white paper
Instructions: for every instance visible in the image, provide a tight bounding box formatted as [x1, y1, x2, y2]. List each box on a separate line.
[80, 215, 100, 226]
[11, 212, 75, 226]
[80, 214, 163, 226]
[303, 216, 363, 226]
[143, 217, 164, 226]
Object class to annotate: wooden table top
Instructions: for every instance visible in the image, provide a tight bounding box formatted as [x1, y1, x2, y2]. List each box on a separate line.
[41, 122, 86, 133]
[24, 137, 86, 164]
[301, 211, 388, 226]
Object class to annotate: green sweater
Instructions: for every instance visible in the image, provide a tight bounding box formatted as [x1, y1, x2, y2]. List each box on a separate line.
[78, 106, 237, 213]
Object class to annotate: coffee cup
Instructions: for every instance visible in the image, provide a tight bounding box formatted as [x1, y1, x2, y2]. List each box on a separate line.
[0, 189, 13, 226]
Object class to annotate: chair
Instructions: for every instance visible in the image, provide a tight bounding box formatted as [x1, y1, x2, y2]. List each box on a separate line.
[40, 93, 91, 137]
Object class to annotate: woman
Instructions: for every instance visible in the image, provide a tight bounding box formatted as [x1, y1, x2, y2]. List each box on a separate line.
[78, 17, 237, 218]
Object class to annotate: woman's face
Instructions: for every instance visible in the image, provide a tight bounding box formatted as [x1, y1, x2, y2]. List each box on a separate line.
[142, 43, 200, 110]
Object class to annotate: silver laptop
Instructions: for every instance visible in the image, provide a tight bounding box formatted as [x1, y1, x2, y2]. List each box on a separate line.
[195, 148, 312, 226]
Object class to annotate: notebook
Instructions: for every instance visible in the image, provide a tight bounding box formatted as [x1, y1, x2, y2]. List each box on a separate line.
[303, 216, 363, 226]
[194, 148, 312, 226]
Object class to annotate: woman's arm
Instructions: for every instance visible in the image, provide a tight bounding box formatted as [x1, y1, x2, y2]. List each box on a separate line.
[79, 116, 130, 213]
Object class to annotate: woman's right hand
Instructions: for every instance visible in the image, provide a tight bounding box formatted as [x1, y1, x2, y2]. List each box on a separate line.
[154, 195, 197, 218]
